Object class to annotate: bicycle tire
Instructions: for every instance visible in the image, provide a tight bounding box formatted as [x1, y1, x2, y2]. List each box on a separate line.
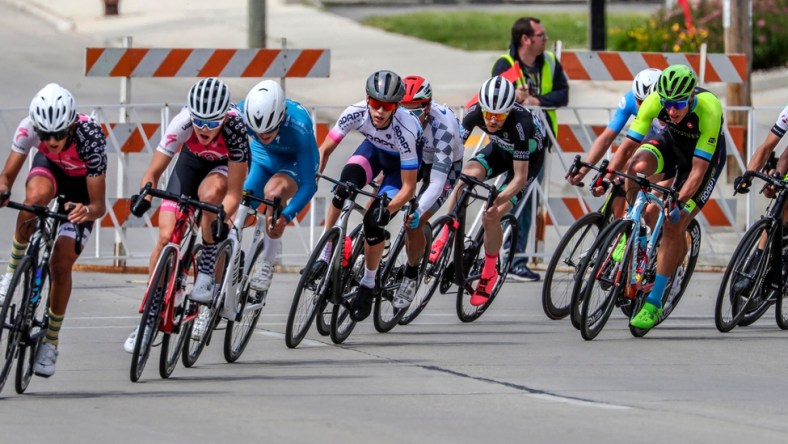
[0, 256, 33, 395]
[542, 212, 604, 320]
[314, 298, 331, 337]
[775, 264, 788, 329]
[330, 227, 364, 343]
[655, 219, 702, 326]
[400, 218, 451, 325]
[715, 219, 774, 332]
[224, 240, 266, 363]
[131, 246, 175, 382]
[285, 227, 339, 348]
[455, 214, 517, 322]
[15, 262, 49, 394]
[159, 244, 201, 378]
[580, 219, 633, 340]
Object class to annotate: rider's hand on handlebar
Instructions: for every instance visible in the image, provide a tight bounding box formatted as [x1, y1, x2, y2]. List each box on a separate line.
[0, 188, 9, 208]
[373, 206, 391, 227]
[130, 194, 152, 217]
[211, 219, 229, 242]
[268, 214, 287, 239]
[566, 167, 587, 186]
[66, 202, 92, 225]
[733, 175, 751, 194]
[667, 201, 683, 224]
[407, 210, 421, 229]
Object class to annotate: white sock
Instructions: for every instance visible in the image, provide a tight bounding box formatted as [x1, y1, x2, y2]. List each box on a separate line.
[360, 267, 377, 288]
[262, 237, 281, 263]
[319, 240, 333, 262]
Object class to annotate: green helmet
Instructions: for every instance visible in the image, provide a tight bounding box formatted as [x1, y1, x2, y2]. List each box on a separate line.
[657, 65, 697, 101]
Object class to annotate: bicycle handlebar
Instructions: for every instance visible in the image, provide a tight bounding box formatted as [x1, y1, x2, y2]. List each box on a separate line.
[0, 191, 83, 255]
[242, 191, 282, 230]
[135, 182, 226, 220]
[568, 155, 678, 203]
[742, 169, 788, 191]
[459, 173, 499, 204]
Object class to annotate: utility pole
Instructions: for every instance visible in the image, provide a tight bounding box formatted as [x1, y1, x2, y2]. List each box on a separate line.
[724, 0, 752, 177]
[248, 0, 266, 48]
[589, 0, 606, 50]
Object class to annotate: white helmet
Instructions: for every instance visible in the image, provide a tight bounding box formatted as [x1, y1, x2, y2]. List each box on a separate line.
[29, 83, 77, 132]
[478, 77, 516, 114]
[188, 78, 231, 120]
[244, 80, 286, 134]
[632, 68, 662, 101]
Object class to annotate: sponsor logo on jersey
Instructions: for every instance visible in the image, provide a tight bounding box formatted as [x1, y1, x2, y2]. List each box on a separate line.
[338, 111, 366, 126]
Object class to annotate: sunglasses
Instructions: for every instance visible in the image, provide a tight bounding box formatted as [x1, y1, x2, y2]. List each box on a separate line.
[192, 117, 223, 130]
[483, 111, 509, 122]
[406, 107, 427, 118]
[367, 98, 398, 112]
[35, 128, 70, 141]
[660, 98, 691, 110]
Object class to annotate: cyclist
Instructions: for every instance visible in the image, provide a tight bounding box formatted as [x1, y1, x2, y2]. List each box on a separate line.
[239, 79, 319, 294]
[567, 68, 664, 193]
[124, 78, 249, 352]
[394, 75, 464, 310]
[442, 76, 546, 306]
[317, 70, 422, 321]
[609, 64, 726, 329]
[0, 83, 108, 377]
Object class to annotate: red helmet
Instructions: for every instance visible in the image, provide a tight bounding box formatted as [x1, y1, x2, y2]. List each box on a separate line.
[402, 75, 432, 104]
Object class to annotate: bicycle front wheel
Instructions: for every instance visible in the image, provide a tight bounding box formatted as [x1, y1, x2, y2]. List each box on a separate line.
[15, 261, 50, 394]
[225, 240, 265, 363]
[131, 246, 175, 382]
[715, 219, 774, 332]
[543, 212, 604, 320]
[159, 245, 201, 379]
[0, 256, 33, 395]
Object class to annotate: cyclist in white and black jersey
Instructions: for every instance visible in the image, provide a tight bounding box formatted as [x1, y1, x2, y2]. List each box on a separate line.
[0, 83, 108, 377]
[317, 70, 423, 321]
[393, 75, 464, 310]
[737, 103, 788, 191]
[442, 77, 546, 306]
[124, 78, 249, 353]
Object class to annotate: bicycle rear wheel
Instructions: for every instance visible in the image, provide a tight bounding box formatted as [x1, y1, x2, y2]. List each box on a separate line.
[543, 212, 604, 320]
[15, 262, 49, 394]
[456, 214, 517, 322]
[0, 256, 32, 395]
[330, 228, 364, 343]
[315, 298, 331, 337]
[400, 218, 453, 325]
[655, 219, 701, 326]
[131, 246, 175, 382]
[580, 220, 633, 340]
[285, 228, 339, 348]
[224, 241, 265, 363]
[159, 245, 201, 378]
[715, 219, 774, 332]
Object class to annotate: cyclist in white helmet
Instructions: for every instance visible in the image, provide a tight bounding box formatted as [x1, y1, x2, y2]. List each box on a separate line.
[237, 79, 319, 294]
[567, 68, 664, 191]
[443, 77, 546, 306]
[0, 83, 108, 377]
[124, 78, 249, 353]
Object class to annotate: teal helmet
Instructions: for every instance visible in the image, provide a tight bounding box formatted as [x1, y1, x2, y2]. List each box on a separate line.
[657, 65, 697, 101]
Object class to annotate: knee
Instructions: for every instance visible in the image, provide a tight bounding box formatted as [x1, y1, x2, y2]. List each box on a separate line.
[24, 190, 52, 206]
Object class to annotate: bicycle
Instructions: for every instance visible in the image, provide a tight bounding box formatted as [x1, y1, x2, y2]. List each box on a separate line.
[398, 173, 518, 324]
[715, 170, 788, 332]
[284, 174, 377, 348]
[182, 191, 281, 365]
[128, 183, 225, 382]
[542, 156, 619, 322]
[0, 194, 82, 395]
[575, 165, 700, 340]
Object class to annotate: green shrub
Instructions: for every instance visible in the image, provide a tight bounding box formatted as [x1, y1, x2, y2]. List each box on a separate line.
[609, 0, 788, 70]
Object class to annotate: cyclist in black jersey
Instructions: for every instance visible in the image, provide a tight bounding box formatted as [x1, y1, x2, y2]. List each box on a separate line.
[443, 77, 546, 306]
[609, 64, 726, 329]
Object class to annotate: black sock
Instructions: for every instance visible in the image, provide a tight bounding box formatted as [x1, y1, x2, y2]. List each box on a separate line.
[404, 263, 419, 279]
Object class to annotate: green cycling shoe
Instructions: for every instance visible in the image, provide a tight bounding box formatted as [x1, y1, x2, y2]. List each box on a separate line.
[630, 302, 662, 329]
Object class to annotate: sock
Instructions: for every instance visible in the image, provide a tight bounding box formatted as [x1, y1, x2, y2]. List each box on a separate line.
[262, 237, 281, 263]
[6, 235, 29, 275]
[319, 240, 333, 262]
[44, 309, 64, 346]
[481, 252, 498, 279]
[197, 242, 218, 275]
[404, 263, 419, 279]
[646, 273, 670, 307]
[360, 267, 377, 288]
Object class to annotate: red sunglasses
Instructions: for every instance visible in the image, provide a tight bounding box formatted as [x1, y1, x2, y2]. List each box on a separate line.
[367, 97, 397, 112]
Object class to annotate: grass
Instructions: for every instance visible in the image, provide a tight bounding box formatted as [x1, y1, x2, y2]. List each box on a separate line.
[363, 11, 652, 51]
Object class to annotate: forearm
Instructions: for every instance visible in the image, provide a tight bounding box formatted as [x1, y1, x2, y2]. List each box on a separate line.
[587, 129, 617, 166]
[140, 151, 172, 189]
[748, 133, 780, 171]
[282, 180, 316, 222]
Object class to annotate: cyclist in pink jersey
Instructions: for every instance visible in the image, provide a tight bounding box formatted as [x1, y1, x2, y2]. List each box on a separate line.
[124, 78, 249, 352]
[0, 83, 108, 377]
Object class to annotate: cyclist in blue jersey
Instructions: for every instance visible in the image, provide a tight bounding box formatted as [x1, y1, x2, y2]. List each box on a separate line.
[239, 79, 319, 292]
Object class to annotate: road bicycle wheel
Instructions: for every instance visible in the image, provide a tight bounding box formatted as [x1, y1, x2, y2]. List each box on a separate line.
[456, 214, 517, 322]
[224, 240, 265, 363]
[15, 262, 50, 394]
[131, 246, 175, 382]
[542, 212, 604, 320]
[655, 219, 702, 325]
[775, 257, 788, 329]
[314, 298, 331, 337]
[159, 245, 201, 378]
[285, 227, 339, 348]
[400, 218, 452, 325]
[580, 219, 633, 340]
[715, 219, 774, 332]
[0, 256, 32, 395]
[330, 228, 364, 344]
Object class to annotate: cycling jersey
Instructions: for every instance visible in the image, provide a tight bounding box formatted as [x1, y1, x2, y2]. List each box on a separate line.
[12, 114, 107, 177]
[627, 88, 723, 163]
[416, 103, 465, 215]
[239, 98, 319, 222]
[157, 106, 249, 163]
[461, 102, 546, 161]
[608, 91, 666, 135]
[328, 101, 422, 171]
[770, 104, 788, 139]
